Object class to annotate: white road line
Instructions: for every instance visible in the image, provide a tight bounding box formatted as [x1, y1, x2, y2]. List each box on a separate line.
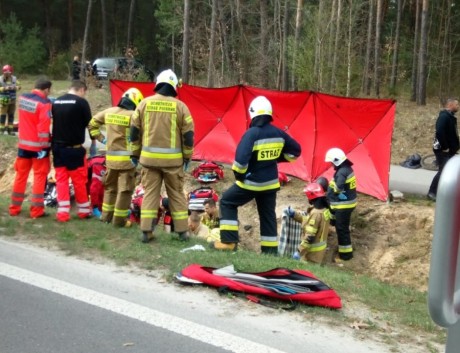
[0, 262, 285, 353]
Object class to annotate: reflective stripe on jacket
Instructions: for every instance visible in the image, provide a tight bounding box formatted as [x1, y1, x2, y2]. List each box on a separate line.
[88, 106, 137, 170]
[0, 75, 20, 101]
[327, 161, 357, 210]
[130, 94, 194, 167]
[17, 90, 51, 152]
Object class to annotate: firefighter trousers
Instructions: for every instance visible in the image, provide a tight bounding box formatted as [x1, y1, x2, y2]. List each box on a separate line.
[55, 163, 91, 222]
[101, 168, 136, 226]
[140, 165, 188, 233]
[334, 208, 354, 260]
[0, 101, 16, 133]
[9, 157, 50, 218]
[219, 183, 278, 254]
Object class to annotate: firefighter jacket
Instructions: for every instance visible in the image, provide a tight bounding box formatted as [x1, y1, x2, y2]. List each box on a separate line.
[0, 75, 20, 104]
[232, 115, 301, 192]
[327, 160, 357, 210]
[17, 89, 52, 153]
[130, 94, 194, 168]
[293, 205, 331, 263]
[201, 212, 220, 229]
[88, 106, 138, 170]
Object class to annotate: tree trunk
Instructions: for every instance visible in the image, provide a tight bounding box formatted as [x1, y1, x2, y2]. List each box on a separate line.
[362, 0, 374, 95]
[217, 0, 230, 84]
[42, 0, 53, 59]
[127, 0, 136, 50]
[330, 0, 342, 93]
[416, 0, 428, 105]
[291, 0, 303, 90]
[81, 0, 93, 82]
[389, 0, 402, 92]
[373, 0, 382, 97]
[68, 0, 74, 47]
[346, 0, 353, 97]
[101, 0, 107, 56]
[207, 0, 218, 87]
[279, 0, 289, 90]
[260, 0, 269, 87]
[410, 0, 420, 102]
[182, 0, 191, 82]
[314, 0, 325, 91]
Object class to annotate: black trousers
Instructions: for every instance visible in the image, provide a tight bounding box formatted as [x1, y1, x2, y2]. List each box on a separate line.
[428, 150, 451, 195]
[334, 208, 354, 260]
[219, 183, 278, 253]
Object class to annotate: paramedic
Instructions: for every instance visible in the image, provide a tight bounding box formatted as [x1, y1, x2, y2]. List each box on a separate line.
[9, 77, 52, 218]
[51, 80, 93, 222]
[130, 69, 194, 243]
[212, 96, 301, 254]
[88, 87, 143, 227]
[325, 147, 357, 261]
[0, 64, 21, 135]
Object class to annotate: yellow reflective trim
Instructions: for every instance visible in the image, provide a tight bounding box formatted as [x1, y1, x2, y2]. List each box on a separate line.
[140, 151, 183, 159]
[260, 240, 279, 247]
[102, 203, 115, 212]
[252, 142, 284, 151]
[220, 224, 239, 231]
[146, 100, 177, 113]
[306, 226, 318, 233]
[258, 148, 282, 161]
[232, 164, 247, 174]
[170, 113, 177, 148]
[185, 115, 193, 123]
[106, 113, 130, 126]
[308, 243, 327, 252]
[114, 209, 129, 217]
[347, 175, 357, 189]
[143, 111, 150, 147]
[106, 155, 130, 162]
[141, 209, 158, 218]
[235, 180, 280, 191]
[89, 129, 100, 137]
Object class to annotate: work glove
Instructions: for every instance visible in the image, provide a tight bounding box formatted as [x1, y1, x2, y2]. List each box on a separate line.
[131, 157, 139, 168]
[338, 192, 347, 201]
[183, 158, 190, 172]
[306, 235, 315, 244]
[101, 137, 107, 145]
[287, 206, 295, 218]
[233, 170, 245, 182]
[89, 142, 97, 157]
[36, 150, 47, 159]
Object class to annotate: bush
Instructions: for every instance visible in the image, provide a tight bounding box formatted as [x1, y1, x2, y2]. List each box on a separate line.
[47, 52, 71, 80]
[0, 13, 47, 74]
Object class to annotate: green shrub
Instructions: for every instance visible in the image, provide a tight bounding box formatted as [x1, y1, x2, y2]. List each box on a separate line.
[47, 52, 71, 80]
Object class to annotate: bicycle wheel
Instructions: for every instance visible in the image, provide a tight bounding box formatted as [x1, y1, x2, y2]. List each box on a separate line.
[421, 154, 438, 171]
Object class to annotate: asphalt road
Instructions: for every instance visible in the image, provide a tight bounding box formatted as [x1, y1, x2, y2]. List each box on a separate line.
[0, 238, 420, 353]
[389, 165, 436, 196]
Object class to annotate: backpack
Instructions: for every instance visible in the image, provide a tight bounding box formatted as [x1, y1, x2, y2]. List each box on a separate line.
[188, 186, 219, 211]
[191, 161, 224, 183]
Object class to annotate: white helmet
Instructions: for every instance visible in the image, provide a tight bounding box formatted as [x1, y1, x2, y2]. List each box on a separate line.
[156, 69, 178, 91]
[248, 96, 272, 119]
[123, 87, 144, 107]
[325, 148, 346, 166]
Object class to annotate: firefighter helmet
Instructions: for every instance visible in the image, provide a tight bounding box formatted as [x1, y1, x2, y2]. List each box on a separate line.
[123, 87, 144, 107]
[156, 69, 178, 91]
[303, 182, 326, 201]
[325, 148, 346, 167]
[248, 96, 272, 119]
[2, 65, 13, 74]
[315, 176, 329, 192]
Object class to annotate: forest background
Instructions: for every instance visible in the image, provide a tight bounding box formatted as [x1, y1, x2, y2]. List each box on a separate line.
[0, 0, 456, 105]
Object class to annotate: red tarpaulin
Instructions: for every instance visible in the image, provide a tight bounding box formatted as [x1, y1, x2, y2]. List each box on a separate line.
[110, 80, 396, 201]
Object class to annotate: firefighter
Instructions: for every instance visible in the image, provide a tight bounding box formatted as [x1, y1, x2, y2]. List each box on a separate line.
[51, 80, 93, 222]
[9, 78, 52, 218]
[88, 87, 144, 227]
[325, 147, 357, 261]
[130, 69, 194, 243]
[0, 64, 21, 135]
[212, 96, 301, 254]
[288, 182, 331, 264]
[201, 198, 219, 229]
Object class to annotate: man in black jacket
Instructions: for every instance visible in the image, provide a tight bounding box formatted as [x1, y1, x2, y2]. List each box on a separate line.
[427, 98, 460, 201]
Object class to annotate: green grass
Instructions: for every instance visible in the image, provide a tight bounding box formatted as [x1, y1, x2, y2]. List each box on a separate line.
[0, 192, 445, 349]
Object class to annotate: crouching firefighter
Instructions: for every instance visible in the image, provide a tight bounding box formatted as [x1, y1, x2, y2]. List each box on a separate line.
[212, 96, 301, 254]
[130, 69, 194, 243]
[88, 87, 144, 227]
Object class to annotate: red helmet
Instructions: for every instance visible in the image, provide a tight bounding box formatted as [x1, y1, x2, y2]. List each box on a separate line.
[303, 182, 326, 201]
[2, 65, 13, 74]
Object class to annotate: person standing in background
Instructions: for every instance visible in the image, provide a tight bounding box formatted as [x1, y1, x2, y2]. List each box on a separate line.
[9, 77, 52, 218]
[51, 80, 93, 222]
[72, 55, 81, 80]
[0, 64, 21, 135]
[427, 98, 460, 201]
